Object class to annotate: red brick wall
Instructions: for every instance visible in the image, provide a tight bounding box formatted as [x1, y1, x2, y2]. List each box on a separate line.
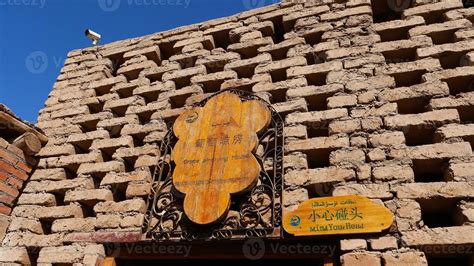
[0, 138, 33, 215]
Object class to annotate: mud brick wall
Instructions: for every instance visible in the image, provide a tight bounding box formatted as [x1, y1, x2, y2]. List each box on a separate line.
[0, 0, 473, 265]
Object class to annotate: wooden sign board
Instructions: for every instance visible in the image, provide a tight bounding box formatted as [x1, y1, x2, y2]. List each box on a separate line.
[172, 92, 271, 225]
[283, 195, 393, 236]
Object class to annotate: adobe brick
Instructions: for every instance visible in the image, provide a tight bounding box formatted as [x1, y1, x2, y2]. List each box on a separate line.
[64, 189, 113, 207]
[113, 144, 160, 160]
[255, 56, 307, 75]
[162, 65, 206, 84]
[134, 154, 160, 169]
[38, 152, 103, 170]
[8, 217, 43, 234]
[371, 16, 425, 41]
[90, 136, 135, 155]
[77, 161, 126, 177]
[272, 98, 308, 116]
[103, 96, 146, 116]
[72, 111, 114, 131]
[37, 245, 86, 263]
[327, 95, 357, 109]
[283, 152, 308, 171]
[257, 4, 303, 21]
[30, 168, 66, 181]
[340, 252, 381, 266]
[88, 75, 127, 95]
[340, 239, 367, 251]
[286, 135, 350, 153]
[329, 149, 366, 166]
[37, 144, 76, 157]
[95, 215, 120, 229]
[120, 120, 167, 138]
[17, 193, 57, 207]
[139, 62, 180, 81]
[446, 162, 474, 181]
[67, 130, 110, 149]
[282, 5, 329, 30]
[344, 54, 385, 69]
[333, 184, 392, 199]
[228, 37, 274, 58]
[434, 123, 474, 143]
[402, 226, 473, 247]
[100, 170, 151, 187]
[382, 251, 428, 266]
[284, 167, 355, 187]
[395, 182, 473, 199]
[286, 108, 348, 125]
[375, 58, 441, 77]
[133, 81, 175, 102]
[12, 204, 84, 220]
[229, 21, 274, 43]
[320, 6, 372, 21]
[328, 119, 361, 134]
[258, 38, 306, 59]
[373, 165, 414, 182]
[173, 35, 215, 52]
[121, 214, 145, 228]
[402, 0, 463, 21]
[287, 61, 342, 79]
[94, 198, 146, 214]
[384, 109, 459, 129]
[150, 107, 185, 121]
[408, 19, 472, 39]
[123, 45, 161, 63]
[117, 60, 158, 80]
[417, 39, 474, 59]
[378, 81, 449, 103]
[126, 182, 151, 198]
[389, 142, 472, 160]
[351, 103, 397, 118]
[369, 132, 405, 147]
[346, 75, 395, 92]
[190, 70, 238, 90]
[0, 247, 31, 264]
[126, 100, 172, 120]
[253, 77, 307, 96]
[429, 92, 474, 110]
[23, 177, 95, 194]
[2, 232, 63, 247]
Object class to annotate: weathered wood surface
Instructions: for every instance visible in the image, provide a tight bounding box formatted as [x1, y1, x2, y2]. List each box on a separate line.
[13, 132, 42, 155]
[172, 92, 271, 225]
[283, 195, 393, 236]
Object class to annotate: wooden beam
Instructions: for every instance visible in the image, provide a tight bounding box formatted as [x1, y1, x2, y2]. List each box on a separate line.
[13, 132, 42, 155]
[0, 112, 48, 144]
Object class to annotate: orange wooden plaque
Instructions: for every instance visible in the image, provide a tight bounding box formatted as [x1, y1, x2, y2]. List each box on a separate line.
[283, 195, 393, 236]
[172, 92, 271, 225]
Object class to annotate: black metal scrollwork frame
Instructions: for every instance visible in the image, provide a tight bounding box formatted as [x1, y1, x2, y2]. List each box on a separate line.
[142, 89, 284, 241]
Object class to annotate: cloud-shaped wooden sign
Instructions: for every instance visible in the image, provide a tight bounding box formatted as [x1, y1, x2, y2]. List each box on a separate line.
[283, 195, 393, 236]
[173, 92, 270, 225]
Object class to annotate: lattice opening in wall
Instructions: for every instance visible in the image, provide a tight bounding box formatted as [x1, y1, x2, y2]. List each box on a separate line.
[142, 89, 284, 241]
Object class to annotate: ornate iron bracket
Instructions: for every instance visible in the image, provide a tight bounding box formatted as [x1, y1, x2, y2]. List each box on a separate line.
[142, 89, 284, 241]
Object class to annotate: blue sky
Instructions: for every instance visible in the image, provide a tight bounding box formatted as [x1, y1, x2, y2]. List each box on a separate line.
[0, 0, 277, 123]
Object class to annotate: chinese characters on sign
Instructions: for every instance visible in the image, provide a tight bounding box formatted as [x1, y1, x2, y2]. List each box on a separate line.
[172, 92, 271, 225]
[283, 195, 393, 236]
